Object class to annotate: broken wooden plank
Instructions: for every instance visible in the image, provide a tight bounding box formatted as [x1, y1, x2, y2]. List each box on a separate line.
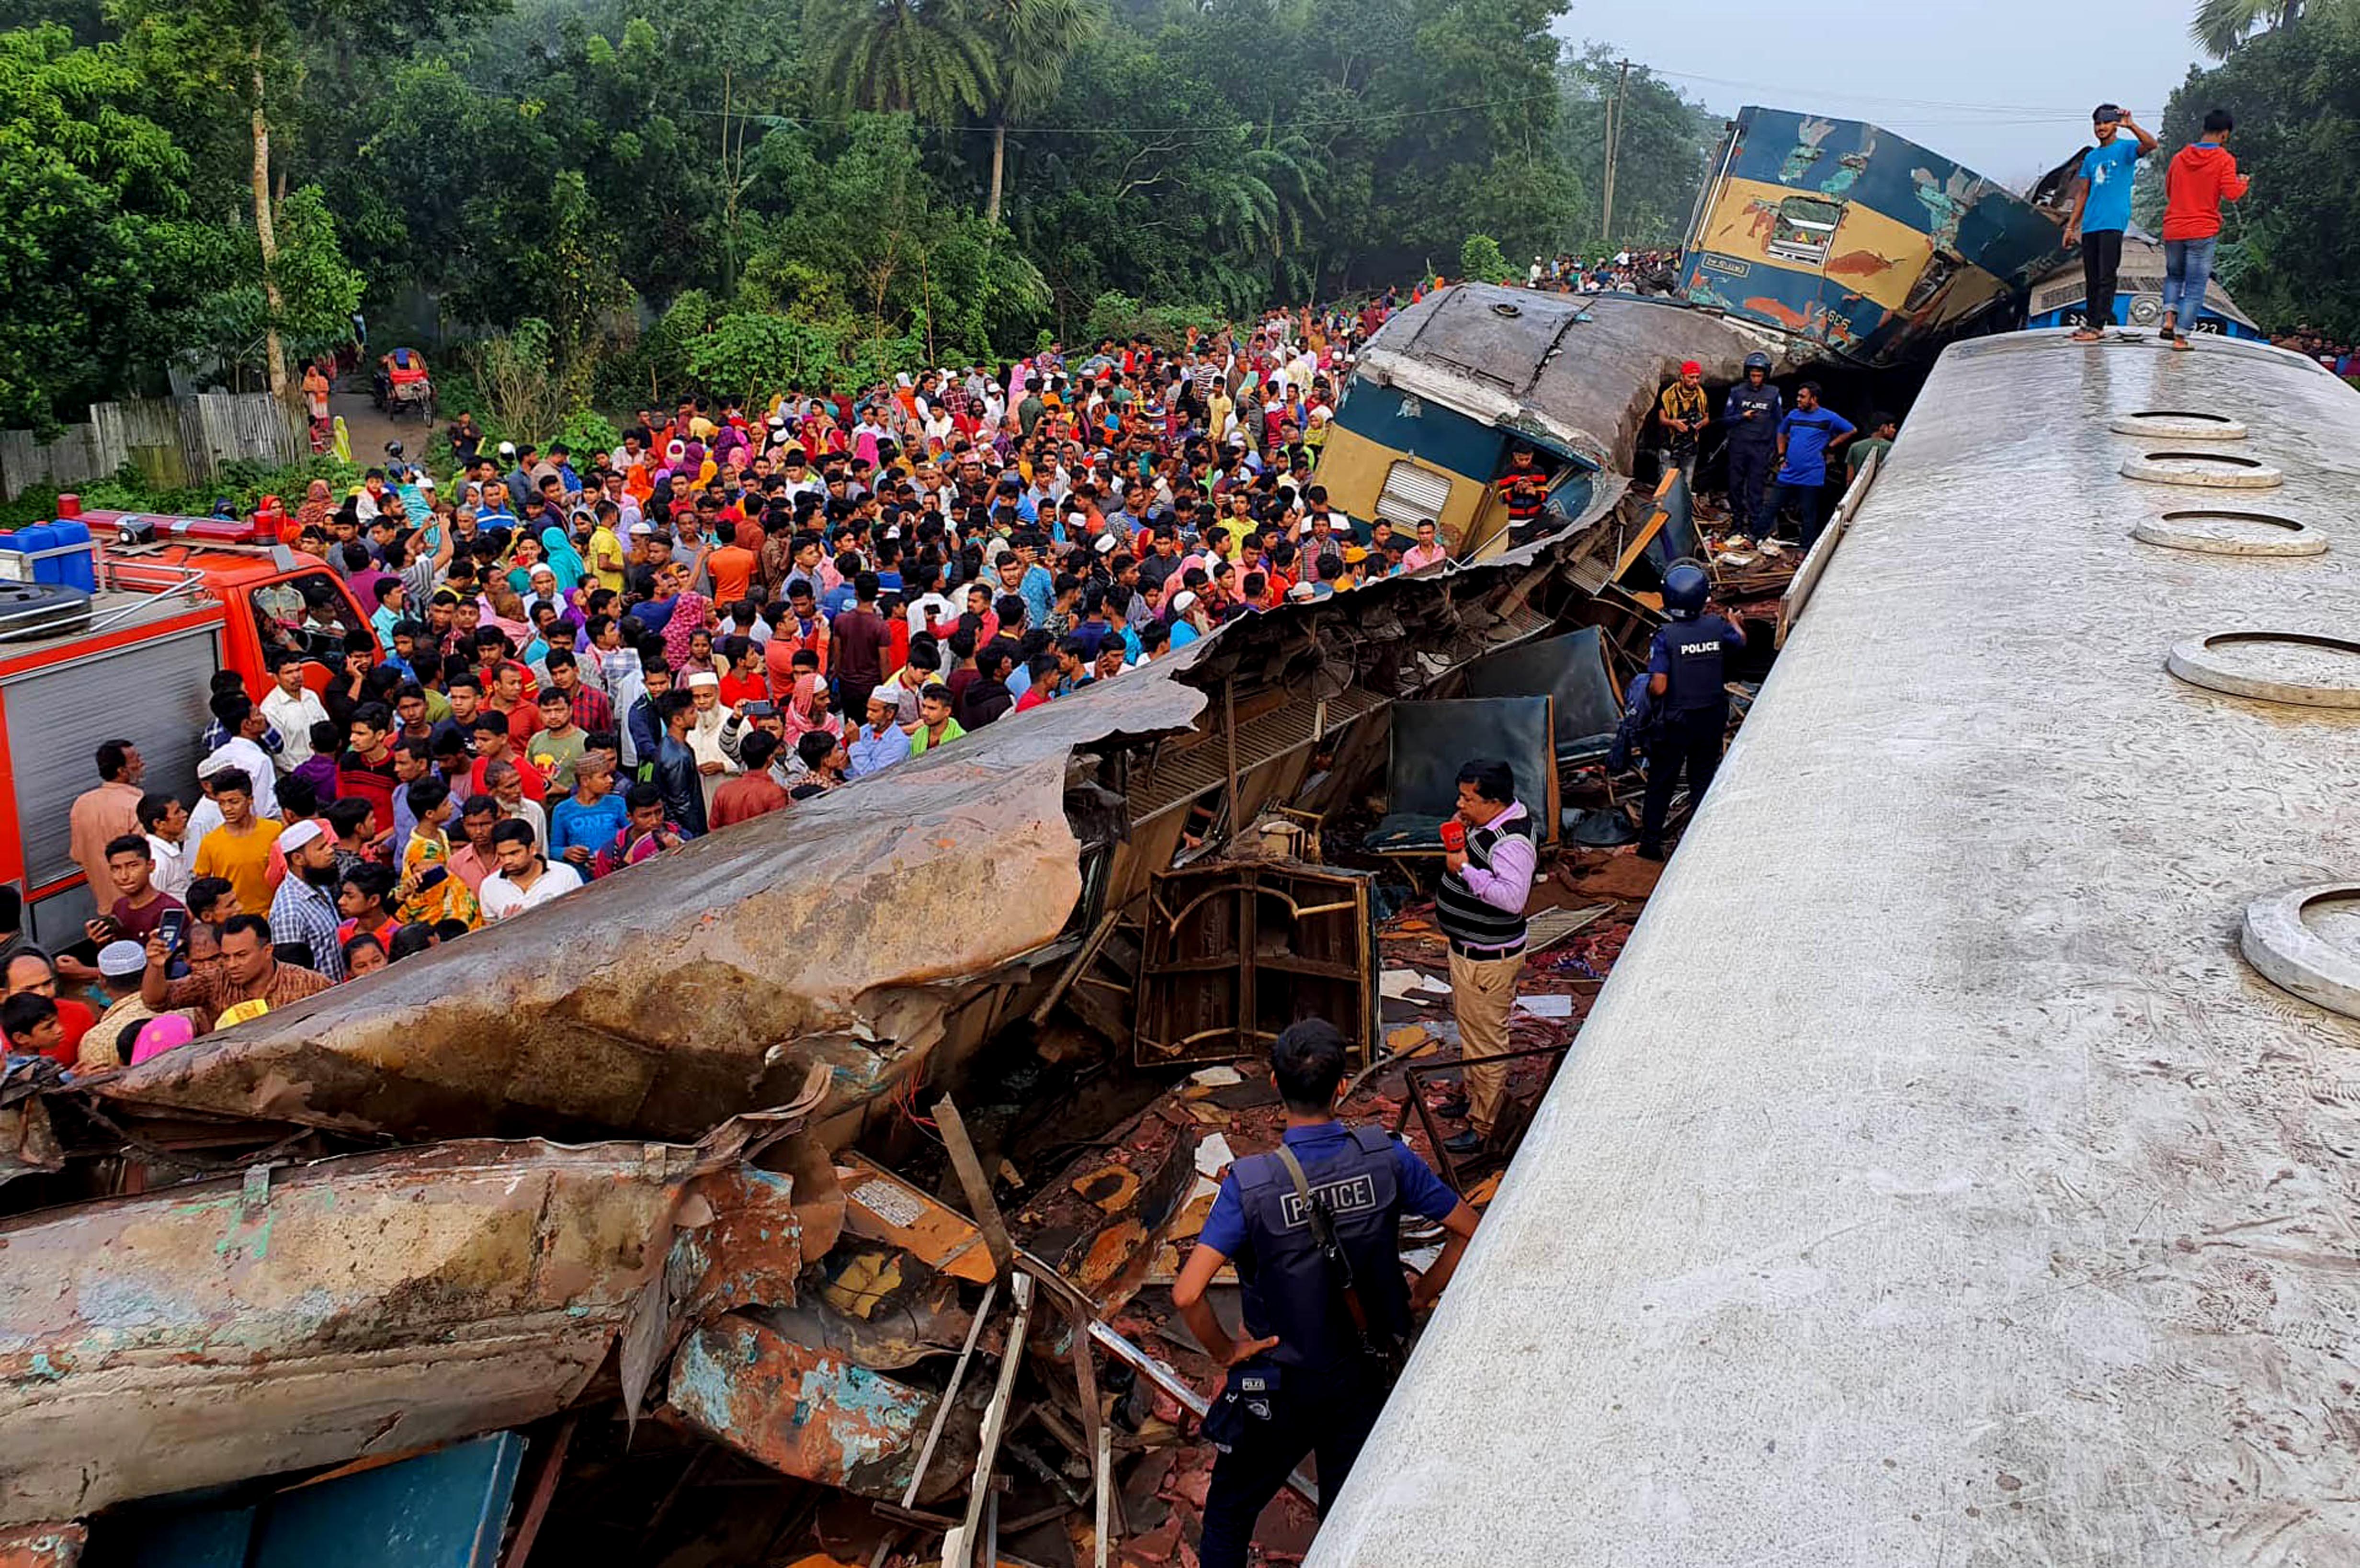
[1094, 1424, 1113, 1568]
[1029, 907, 1125, 1027]
[498, 1417, 575, 1568]
[837, 1154, 997, 1284]
[933, 1096, 1017, 1280]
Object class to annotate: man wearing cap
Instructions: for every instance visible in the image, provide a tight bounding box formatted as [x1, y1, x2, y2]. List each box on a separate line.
[1657, 361, 1710, 493]
[269, 821, 348, 981]
[2062, 103, 2159, 342]
[683, 671, 737, 813]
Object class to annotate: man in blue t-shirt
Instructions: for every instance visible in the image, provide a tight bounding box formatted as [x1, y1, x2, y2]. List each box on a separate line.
[2063, 103, 2159, 342]
[1759, 383, 1855, 549]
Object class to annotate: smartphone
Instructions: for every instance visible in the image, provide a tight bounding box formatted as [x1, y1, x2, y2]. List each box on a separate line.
[416, 864, 450, 892]
[157, 907, 189, 952]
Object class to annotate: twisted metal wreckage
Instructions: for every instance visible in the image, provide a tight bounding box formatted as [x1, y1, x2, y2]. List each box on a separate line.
[0, 286, 1916, 1558]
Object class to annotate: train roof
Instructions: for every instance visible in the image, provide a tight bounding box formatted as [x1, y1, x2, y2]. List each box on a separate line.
[1309, 330, 2360, 1566]
[1350, 286, 1788, 472]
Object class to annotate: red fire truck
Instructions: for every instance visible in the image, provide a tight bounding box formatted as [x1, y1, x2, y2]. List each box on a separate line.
[0, 496, 379, 946]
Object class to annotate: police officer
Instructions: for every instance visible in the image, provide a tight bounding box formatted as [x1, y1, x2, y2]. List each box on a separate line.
[1173, 1017, 1481, 1568]
[1638, 562, 1745, 861]
[1723, 351, 1781, 541]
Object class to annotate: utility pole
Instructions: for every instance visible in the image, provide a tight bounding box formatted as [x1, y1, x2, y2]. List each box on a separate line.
[1601, 57, 1633, 250]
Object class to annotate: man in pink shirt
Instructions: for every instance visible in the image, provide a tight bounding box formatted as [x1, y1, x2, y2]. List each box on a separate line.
[1400, 518, 1449, 574]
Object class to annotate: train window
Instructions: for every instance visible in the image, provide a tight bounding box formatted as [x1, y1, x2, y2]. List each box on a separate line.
[1903, 251, 1960, 314]
[1378, 460, 1453, 527]
[1768, 195, 1844, 266]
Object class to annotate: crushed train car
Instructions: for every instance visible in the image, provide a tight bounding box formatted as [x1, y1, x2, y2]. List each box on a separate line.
[1679, 106, 2070, 366]
[0, 1084, 832, 1526]
[1313, 285, 1782, 556]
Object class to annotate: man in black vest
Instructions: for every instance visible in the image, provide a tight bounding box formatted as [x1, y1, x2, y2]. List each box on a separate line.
[1434, 759, 1539, 1156]
[1174, 1017, 1480, 1568]
[1639, 562, 1745, 862]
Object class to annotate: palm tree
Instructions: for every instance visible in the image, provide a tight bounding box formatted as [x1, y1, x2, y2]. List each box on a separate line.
[2190, 0, 2304, 58]
[805, 0, 997, 122]
[969, 0, 1105, 226]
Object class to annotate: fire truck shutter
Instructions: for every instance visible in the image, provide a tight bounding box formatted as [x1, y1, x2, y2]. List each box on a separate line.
[6, 624, 221, 902]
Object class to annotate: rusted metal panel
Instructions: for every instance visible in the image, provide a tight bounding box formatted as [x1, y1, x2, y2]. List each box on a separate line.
[0, 1097, 60, 1189]
[1014, 1105, 1200, 1314]
[667, 1164, 805, 1320]
[0, 1113, 813, 1525]
[667, 1316, 937, 1500]
[91, 753, 1123, 1142]
[753, 1242, 974, 1371]
[0, 1524, 83, 1568]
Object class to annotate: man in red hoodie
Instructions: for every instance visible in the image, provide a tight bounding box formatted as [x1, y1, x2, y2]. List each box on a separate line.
[2160, 108, 2251, 351]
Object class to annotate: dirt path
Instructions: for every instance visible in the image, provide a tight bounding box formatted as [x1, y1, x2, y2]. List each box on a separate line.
[329, 373, 433, 471]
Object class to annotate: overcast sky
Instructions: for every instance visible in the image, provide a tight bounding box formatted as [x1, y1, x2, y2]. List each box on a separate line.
[1566, 0, 2210, 189]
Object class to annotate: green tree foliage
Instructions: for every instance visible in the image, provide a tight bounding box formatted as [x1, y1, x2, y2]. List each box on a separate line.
[1459, 234, 1510, 283]
[7, 0, 1678, 414]
[2160, 7, 2360, 336]
[2190, 0, 2306, 58]
[0, 23, 216, 428]
[1555, 47, 1720, 249]
[193, 184, 364, 364]
[806, 0, 995, 121]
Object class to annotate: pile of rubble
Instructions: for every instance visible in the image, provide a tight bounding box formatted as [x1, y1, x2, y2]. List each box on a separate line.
[0, 447, 1794, 1567]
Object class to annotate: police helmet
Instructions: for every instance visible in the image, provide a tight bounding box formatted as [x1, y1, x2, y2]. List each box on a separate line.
[1742, 351, 1772, 373]
[1663, 561, 1710, 617]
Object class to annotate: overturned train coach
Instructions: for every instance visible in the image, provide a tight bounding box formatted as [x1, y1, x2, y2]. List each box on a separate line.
[1678, 105, 2071, 368]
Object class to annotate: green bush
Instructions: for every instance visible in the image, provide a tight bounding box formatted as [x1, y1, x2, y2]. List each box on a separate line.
[0, 455, 363, 530]
[554, 408, 622, 463]
[1459, 234, 1511, 285]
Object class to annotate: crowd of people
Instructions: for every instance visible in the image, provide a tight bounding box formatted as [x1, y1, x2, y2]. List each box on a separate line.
[7, 301, 1511, 1074]
[2273, 326, 2359, 378]
[1528, 248, 1684, 295]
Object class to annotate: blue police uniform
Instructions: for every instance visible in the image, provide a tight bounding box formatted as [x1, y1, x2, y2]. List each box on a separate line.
[1193, 1121, 1461, 1568]
[1640, 610, 1742, 857]
[1723, 381, 1782, 536]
